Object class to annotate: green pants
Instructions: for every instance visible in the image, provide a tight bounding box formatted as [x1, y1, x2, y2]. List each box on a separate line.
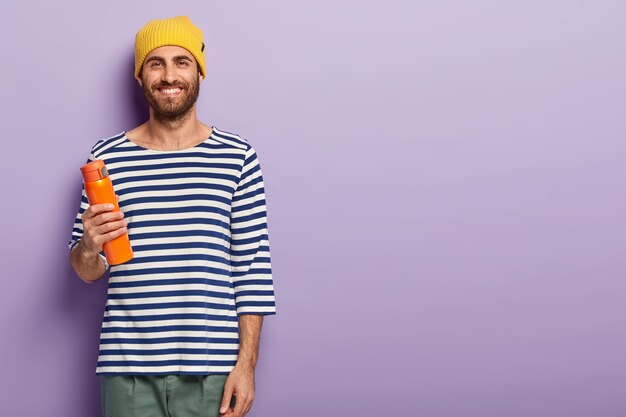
[101, 375, 236, 417]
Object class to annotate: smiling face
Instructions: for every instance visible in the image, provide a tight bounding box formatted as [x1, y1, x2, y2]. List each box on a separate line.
[137, 45, 203, 121]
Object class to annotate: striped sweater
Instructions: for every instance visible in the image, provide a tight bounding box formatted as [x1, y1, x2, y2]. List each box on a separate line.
[68, 126, 276, 375]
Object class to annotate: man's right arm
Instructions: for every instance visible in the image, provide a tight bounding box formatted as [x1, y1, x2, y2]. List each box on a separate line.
[69, 202, 127, 283]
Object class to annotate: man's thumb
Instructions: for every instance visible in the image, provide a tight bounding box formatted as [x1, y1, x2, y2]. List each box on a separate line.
[220, 385, 233, 414]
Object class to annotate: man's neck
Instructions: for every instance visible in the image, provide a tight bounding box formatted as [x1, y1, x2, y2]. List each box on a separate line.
[129, 107, 212, 151]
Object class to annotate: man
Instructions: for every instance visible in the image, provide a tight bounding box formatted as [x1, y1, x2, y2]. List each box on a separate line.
[68, 16, 276, 417]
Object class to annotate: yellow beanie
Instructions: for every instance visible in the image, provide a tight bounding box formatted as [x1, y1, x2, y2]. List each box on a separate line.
[134, 16, 206, 79]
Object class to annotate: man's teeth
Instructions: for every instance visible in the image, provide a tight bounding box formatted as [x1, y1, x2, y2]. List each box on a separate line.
[161, 88, 181, 94]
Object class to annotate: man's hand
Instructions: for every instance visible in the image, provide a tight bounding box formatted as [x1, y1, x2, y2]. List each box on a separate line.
[220, 364, 255, 417]
[70, 195, 127, 283]
[80, 200, 127, 257]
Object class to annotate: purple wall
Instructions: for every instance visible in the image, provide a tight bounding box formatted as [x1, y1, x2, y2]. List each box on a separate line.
[1, 1, 625, 416]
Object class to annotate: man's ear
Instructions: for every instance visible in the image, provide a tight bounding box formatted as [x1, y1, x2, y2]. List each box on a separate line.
[136, 67, 144, 86]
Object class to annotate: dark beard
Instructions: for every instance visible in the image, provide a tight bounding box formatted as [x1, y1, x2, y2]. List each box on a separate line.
[142, 73, 200, 123]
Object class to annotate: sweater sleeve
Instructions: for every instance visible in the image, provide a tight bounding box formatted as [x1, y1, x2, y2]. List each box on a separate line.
[68, 151, 109, 272]
[229, 144, 276, 316]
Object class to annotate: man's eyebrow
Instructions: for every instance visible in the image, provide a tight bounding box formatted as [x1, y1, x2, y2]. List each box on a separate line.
[145, 56, 165, 64]
[145, 55, 193, 63]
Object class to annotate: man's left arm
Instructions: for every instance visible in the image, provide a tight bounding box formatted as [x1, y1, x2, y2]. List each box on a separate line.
[221, 142, 276, 417]
[220, 314, 263, 416]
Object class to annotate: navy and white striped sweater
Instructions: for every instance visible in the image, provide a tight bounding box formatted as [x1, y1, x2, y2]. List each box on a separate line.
[68, 126, 276, 375]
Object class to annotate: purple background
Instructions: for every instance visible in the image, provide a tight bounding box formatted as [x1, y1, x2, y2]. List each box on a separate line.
[1, 1, 625, 416]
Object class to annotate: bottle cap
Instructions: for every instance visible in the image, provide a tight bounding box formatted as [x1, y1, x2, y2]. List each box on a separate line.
[81, 159, 109, 182]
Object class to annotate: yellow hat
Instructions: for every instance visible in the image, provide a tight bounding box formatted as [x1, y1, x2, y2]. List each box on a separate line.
[134, 16, 206, 79]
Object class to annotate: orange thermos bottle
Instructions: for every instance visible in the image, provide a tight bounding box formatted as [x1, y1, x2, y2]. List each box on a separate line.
[80, 159, 133, 265]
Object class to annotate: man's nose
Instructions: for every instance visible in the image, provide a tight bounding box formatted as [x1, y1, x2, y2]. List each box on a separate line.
[162, 64, 178, 84]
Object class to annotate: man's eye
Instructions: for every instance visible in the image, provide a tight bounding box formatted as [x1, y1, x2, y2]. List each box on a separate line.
[150, 62, 161, 67]
[179, 61, 189, 66]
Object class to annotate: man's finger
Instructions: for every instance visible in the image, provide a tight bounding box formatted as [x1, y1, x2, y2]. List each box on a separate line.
[243, 397, 254, 416]
[102, 226, 128, 242]
[232, 392, 245, 417]
[96, 219, 126, 235]
[220, 385, 234, 415]
[85, 203, 115, 218]
[91, 211, 124, 227]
